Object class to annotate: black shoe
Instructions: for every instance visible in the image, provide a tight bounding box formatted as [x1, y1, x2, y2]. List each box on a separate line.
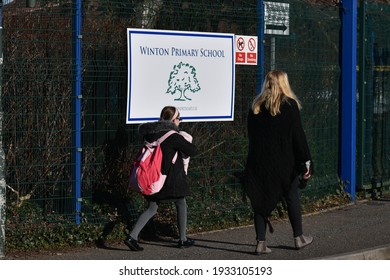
[124, 236, 144, 251]
[177, 238, 195, 248]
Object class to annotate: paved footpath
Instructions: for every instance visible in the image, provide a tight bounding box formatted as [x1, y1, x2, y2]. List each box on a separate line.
[3, 198, 390, 260]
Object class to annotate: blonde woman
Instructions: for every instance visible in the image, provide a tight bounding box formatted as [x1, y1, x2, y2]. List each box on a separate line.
[244, 70, 313, 255]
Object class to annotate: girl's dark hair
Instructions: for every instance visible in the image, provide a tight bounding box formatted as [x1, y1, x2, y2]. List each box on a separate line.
[160, 106, 178, 121]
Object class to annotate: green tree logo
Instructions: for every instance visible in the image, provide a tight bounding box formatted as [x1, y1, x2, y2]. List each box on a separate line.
[166, 62, 201, 101]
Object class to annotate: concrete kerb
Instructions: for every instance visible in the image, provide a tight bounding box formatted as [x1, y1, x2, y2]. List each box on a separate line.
[315, 244, 390, 260]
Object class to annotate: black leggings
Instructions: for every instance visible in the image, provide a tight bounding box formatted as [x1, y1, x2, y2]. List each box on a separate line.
[254, 179, 303, 241]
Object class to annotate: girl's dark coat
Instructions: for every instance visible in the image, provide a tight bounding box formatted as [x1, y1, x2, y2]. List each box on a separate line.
[138, 121, 197, 201]
[244, 98, 311, 217]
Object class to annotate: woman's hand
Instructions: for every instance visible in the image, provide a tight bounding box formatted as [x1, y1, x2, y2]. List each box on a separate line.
[303, 160, 312, 180]
[303, 169, 311, 180]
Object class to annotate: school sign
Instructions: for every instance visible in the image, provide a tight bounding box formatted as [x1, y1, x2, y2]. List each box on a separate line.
[126, 29, 235, 124]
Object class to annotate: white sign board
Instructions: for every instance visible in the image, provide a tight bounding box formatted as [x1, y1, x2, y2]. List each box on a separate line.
[2, 0, 16, 5]
[235, 35, 258, 65]
[264, 1, 290, 35]
[126, 29, 235, 124]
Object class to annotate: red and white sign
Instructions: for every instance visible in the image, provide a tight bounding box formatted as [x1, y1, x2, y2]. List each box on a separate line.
[235, 35, 258, 65]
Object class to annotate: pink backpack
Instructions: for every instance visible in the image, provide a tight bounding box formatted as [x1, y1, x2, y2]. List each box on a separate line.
[129, 130, 177, 195]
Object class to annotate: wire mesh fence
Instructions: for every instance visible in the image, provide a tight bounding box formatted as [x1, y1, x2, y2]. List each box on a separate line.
[359, 1, 390, 195]
[1, 0, 389, 246]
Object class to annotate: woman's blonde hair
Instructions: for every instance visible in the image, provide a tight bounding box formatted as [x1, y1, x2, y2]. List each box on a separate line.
[251, 70, 301, 116]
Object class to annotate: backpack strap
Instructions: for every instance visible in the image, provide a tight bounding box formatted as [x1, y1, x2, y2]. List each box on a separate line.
[144, 130, 176, 148]
[157, 130, 178, 164]
[156, 130, 177, 144]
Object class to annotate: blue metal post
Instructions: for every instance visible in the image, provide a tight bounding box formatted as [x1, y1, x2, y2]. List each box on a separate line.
[72, 0, 82, 224]
[340, 0, 357, 201]
[256, 0, 265, 92]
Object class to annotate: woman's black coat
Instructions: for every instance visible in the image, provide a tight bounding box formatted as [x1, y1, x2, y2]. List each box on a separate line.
[138, 121, 197, 201]
[244, 98, 311, 217]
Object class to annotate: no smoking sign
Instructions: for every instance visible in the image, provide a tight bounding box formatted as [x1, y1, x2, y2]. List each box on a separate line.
[235, 35, 258, 65]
